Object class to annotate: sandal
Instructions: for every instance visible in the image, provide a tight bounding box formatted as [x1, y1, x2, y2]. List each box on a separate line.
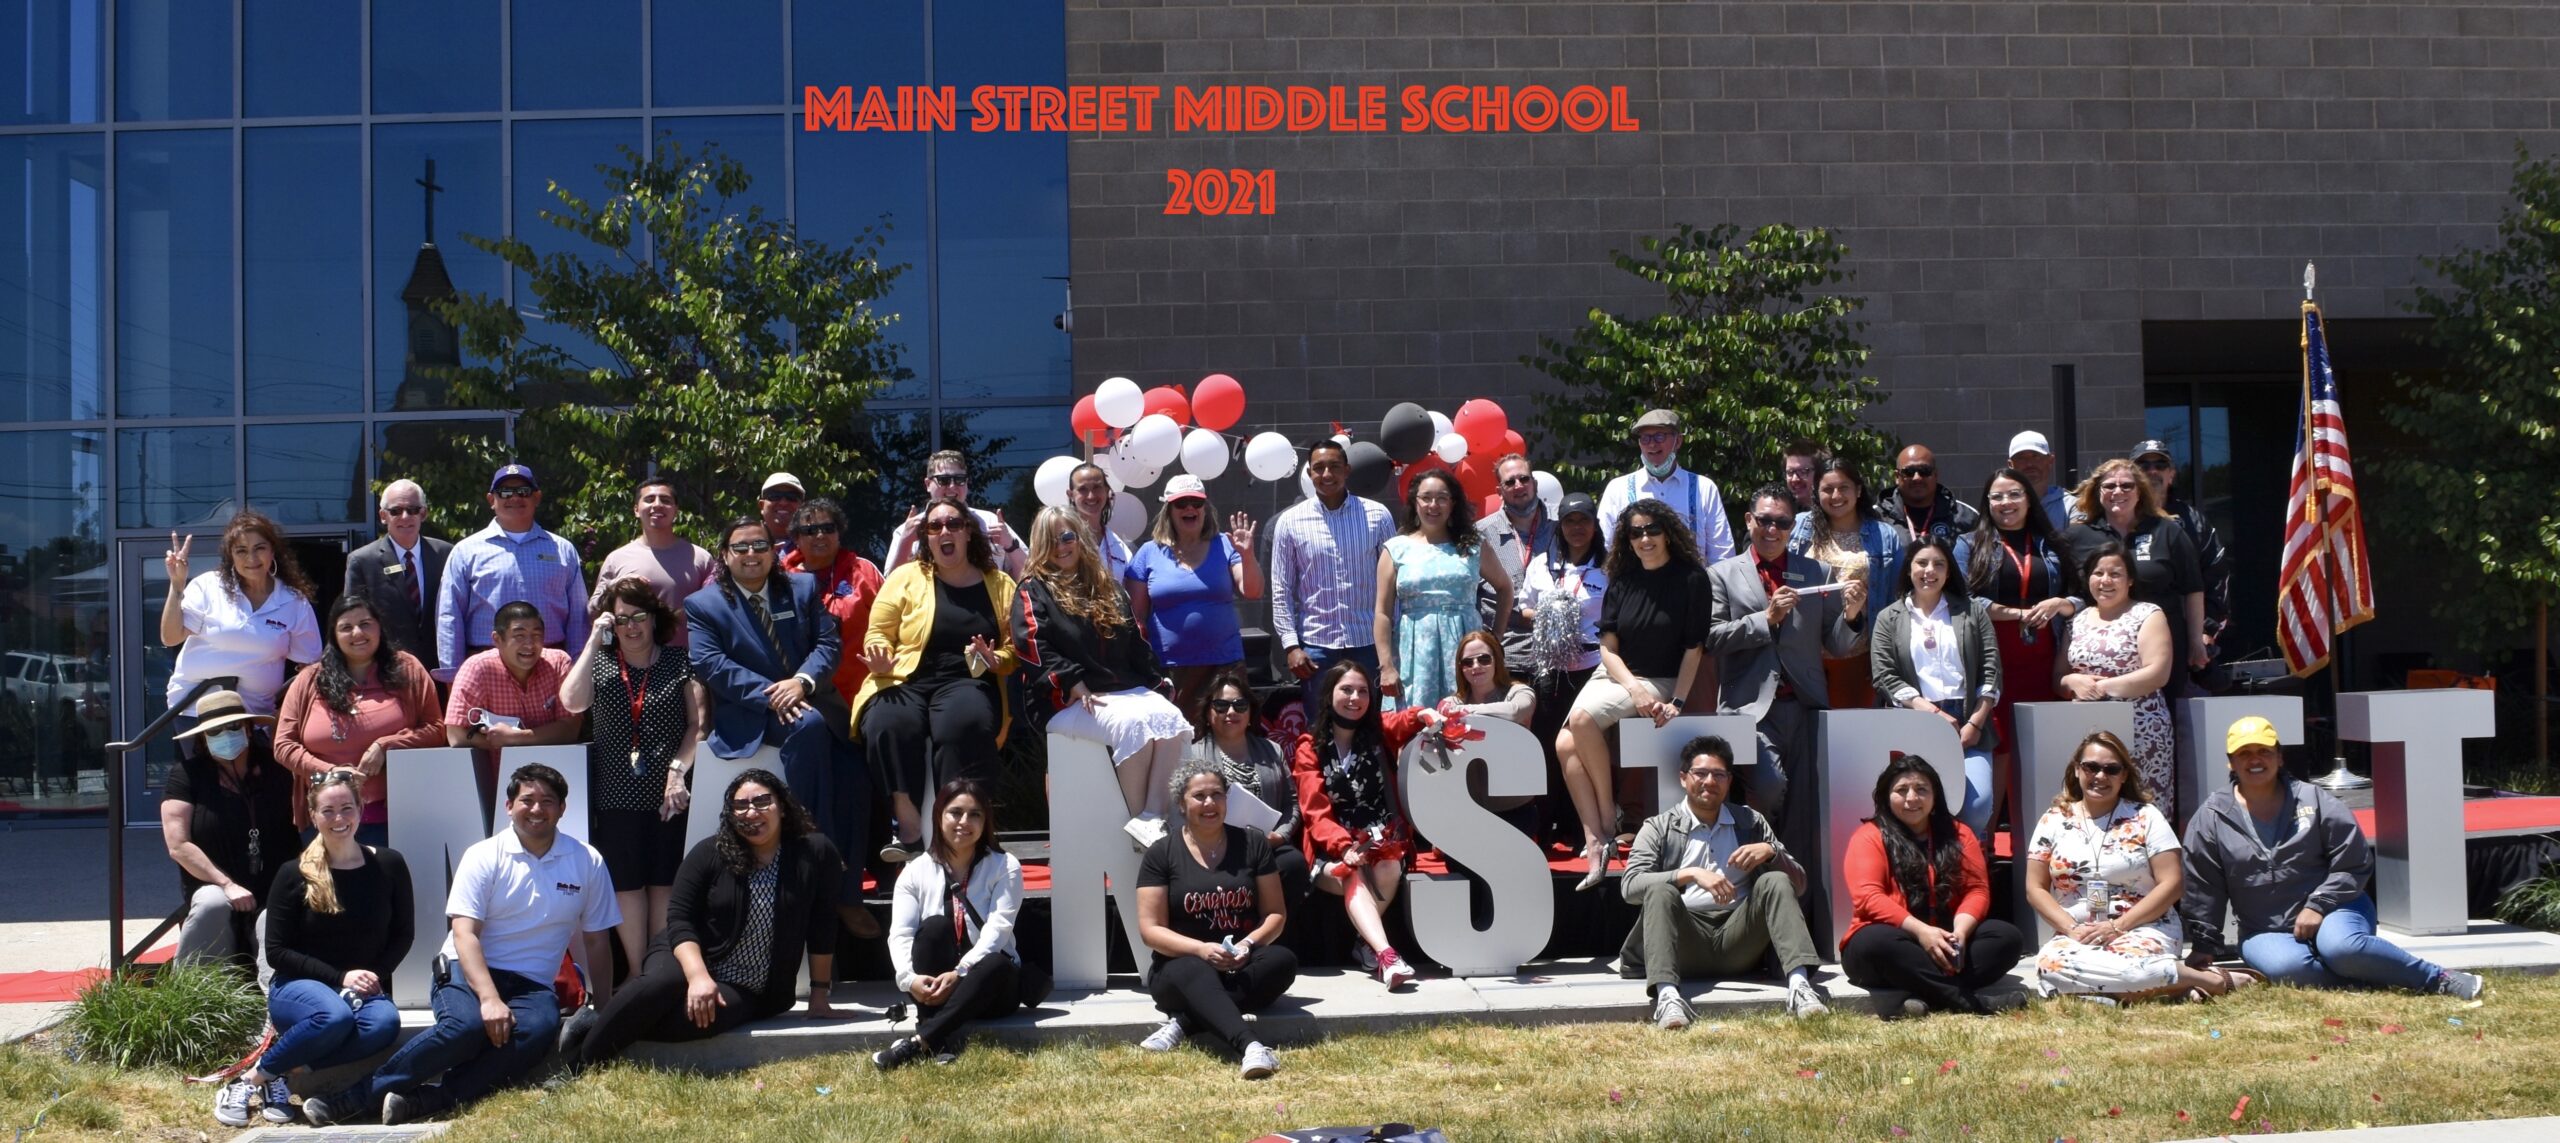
[2218, 966, 2267, 992]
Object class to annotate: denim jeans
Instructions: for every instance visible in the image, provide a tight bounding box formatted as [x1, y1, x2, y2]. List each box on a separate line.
[1931, 699, 1996, 836]
[354, 969, 560, 1113]
[2238, 895, 2442, 992]
[262, 978, 400, 1076]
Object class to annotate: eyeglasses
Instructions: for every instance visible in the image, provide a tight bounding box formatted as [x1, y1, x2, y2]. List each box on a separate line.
[727, 793, 778, 813]
[921, 518, 967, 535]
[1636, 430, 1677, 446]
[1460, 654, 1495, 667]
[2098, 481, 2138, 492]
[1208, 698, 1250, 714]
[1683, 767, 1731, 781]
[1897, 464, 1936, 479]
[610, 612, 654, 628]
[1985, 489, 2028, 503]
[2077, 761, 2126, 777]
[1750, 513, 1792, 529]
[725, 539, 775, 554]
[492, 485, 537, 500]
[382, 504, 425, 517]
[793, 522, 840, 537]
[927, 473, 968, 486]
[1627, 523, 1666, 539]
[2135, 459, 2172, 471]
[1499, 475, 1534, 487]
[1055, 530, 1080, 544]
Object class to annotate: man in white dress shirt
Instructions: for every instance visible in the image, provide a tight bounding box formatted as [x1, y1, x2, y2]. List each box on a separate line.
[1596, 409, 1737, 567]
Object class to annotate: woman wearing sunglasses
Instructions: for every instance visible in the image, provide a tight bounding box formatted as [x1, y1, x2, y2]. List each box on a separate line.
[1013, 505, 1192, 849]
[562, 770, 843, 1072]
[1185, 669, 1310, 908]
[565, 575, 708, 972]
[854, 499, 1018, 862]
[1451, 631, 1539, 822]
[1557, 498, 1710, 891]
[1128, 475, 1263, 721]
[2024, 731, 2240, 1004]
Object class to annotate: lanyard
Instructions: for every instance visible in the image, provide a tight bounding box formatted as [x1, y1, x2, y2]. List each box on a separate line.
[618, 651, 651, 773]
[1906, 499, 1936, 541]
[1996, 532, 2039, 603]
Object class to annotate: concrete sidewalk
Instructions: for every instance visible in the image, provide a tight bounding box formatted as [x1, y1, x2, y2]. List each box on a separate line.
[2163, 1117, 2560, 1142]
[0, 824, 179, 1041]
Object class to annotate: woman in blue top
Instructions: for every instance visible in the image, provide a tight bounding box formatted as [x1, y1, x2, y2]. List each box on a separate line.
[1790, 458, 1903, 711]
[1373, 470, 1513, 712]
[1127, 475, 1264, 723]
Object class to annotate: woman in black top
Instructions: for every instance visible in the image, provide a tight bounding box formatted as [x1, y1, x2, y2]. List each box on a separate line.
[564, 575, 709, 975]
[161, 688, 299, 965]
[855, 498, 1018, 862]
[1556, 498, 1710, 889]
[215, 770, 414, 1128]
[1135, 760, 1295, 1080]
[1957, 467, 2079, 790]
[565, 769, 846, 1071]
[2063, 458, 2207, 685]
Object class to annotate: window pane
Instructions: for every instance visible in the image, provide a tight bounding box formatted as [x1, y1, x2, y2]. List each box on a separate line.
[115, 130, 233, 418]
[248, 421, 361, 524]
[791, 0, 920, 93]
[512, 0, 638, 111]
[246, 126, 361, 414]
[0, 134, 106, 422]
[514, 118, 638, 375]
[372, 0, 498, 114]
[116, 425, 233, 528]
[373, 122, 501, 411]
[933, 0, 1068, 401]
[0, 0, 105, 124]
[243, 0, 359, 117]
[841, 406, 1035, 550]
[0, 428, 109, 811]
[795, 130, 927, 401]
[115, 0, 229, 121]
[652, 0, 779, 108]
[376, 417, 505, 535]
[659, 114, 784, 220]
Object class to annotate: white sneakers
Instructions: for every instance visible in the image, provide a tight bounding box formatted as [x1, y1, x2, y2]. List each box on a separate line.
[1784, 977, 1829, 1019]
[2436, 969, 2487, 1001]
[1373, 947, 1416, 989]
[1140, 1018, 1186, 1052]
[1651, 989, 1694, 1031]
[1239, 1041, 1279, 1080]
[214, 1075, 293, 1127]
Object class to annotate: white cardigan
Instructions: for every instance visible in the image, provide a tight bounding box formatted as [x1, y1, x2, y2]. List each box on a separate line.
[886, 850, 1025, 992]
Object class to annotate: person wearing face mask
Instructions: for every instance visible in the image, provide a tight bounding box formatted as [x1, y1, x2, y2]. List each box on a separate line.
[162, 511, 324, 757]
[1788, 458, 1902, 711]
[435, 464, 588, 683]
[854, 499, 1019, 863]
[1839, 756, 2023, 1020]
[345, 479, 450, 675]
[885, 451, 1027, 576]
[162, 689, 299, 965]
[688, 518, 847, 876]
[1374, 470, 1513, 712]
[2063, 458, 2207, 699]
[274, 596, 445, 844]
[1595, 409, 1737, 565]
[590, 478, 717, 646]
[1867, 537, 2001, 836]
[1068, 462, 1136, 584]
[1873, 444, 1982, 552]
[1127, 475, 1261, 720]
[1476, 454, 1554, 660]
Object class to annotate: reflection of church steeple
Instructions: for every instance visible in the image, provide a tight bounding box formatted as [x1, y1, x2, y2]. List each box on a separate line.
[392, 158, 460, 411]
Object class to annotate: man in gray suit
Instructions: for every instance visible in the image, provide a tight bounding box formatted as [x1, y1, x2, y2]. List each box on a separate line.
[1705, 484, 1867, 859]
[344, 479, 452, 674]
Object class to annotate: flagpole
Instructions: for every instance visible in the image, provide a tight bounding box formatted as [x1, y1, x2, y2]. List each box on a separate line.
[2299, 262, 2371, 790]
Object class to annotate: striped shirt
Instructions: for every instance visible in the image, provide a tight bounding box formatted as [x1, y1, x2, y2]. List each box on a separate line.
[1269, 494, 1393, 651]
[436, 521, 589, 680]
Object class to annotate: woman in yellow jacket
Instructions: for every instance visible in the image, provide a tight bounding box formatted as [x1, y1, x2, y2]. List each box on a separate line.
[854, 498, 1018, 864]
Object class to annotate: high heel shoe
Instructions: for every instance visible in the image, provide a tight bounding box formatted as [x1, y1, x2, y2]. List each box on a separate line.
[1574, 838, 1611, 891]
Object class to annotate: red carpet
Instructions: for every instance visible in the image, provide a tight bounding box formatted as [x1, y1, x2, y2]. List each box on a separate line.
[0, 943, 172, 1004]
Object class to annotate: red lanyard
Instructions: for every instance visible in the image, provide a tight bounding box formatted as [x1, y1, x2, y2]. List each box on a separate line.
[1996, 534, 2037, 603]
[618, 652, 649, 769]
[1906, 501, 1935, 540]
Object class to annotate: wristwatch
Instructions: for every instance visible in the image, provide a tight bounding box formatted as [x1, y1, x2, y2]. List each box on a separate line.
[1667, 697, 1687, 712]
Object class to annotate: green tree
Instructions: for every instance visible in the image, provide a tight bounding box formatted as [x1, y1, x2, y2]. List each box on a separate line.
[2378, 147, 2560, 658]
[408, 137, 912, 553]
[1528, 222, 1896, 503]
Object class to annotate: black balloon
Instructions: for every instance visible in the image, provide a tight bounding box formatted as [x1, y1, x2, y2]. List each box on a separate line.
[1346, 440, 1395, 499]
[1377, 401, 1436, 463]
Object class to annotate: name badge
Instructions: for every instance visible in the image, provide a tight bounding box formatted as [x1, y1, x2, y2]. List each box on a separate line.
[771, 609, 796, 621]
[1782, 570, 1804, 584]
[384, 563, 405, 576]
[537, 552, 556, 562]
[553, 881, 584, 894]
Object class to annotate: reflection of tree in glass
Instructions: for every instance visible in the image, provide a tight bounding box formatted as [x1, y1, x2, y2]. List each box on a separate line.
[835, 411, 1017, 556]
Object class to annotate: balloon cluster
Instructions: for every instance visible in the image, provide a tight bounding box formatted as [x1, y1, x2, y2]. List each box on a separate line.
[1371, 400, 1555, 514]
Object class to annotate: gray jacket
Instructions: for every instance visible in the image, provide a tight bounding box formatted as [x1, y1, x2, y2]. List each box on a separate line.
[1704, 551, 1866, 719]
[1868, 593, 2003, 749]
[2176, 778, 2372, 959]
[1621, 798, 1799, 910]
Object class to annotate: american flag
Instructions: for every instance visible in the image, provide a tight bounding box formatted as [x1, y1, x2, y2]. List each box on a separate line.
[2278, 302, 2375, 676]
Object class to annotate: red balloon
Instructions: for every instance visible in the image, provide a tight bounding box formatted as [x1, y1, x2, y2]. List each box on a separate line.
[1455, 398, 1510, 455]
[1397, 457, 1455, 502]
[1501, 429, 1526, 459]
[1142, 385, 1192, 427]
[1454, 454, 1498, 504]
[1193, 373, 1246, 431]
[1071, 394, 1111, 448]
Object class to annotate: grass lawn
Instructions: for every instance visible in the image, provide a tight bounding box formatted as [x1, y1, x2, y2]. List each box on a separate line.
[6, 973, 2552, 1141]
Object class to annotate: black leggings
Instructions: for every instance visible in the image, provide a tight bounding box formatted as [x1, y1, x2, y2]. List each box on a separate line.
[1147, 946, 1299, 1062]
[571, 944, 764, 1068]
[1840, 918, 2027, 1015]
[860, 678, 1001, 809]
[910, 916, 1050, 1052]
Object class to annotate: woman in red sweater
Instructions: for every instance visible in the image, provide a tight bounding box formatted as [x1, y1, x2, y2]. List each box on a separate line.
[1290, 658, 1443, 991]
[1839, 755, 2026, 1018]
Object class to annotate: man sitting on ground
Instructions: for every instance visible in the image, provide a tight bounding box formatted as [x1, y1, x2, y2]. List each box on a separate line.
[1619, 735, 1827, 1028]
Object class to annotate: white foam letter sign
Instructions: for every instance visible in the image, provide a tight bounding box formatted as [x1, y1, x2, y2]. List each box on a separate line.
[1400, 719, 1551, 976]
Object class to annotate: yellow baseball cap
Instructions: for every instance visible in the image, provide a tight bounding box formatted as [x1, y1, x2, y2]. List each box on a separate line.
[2225, 715, 2280, 754]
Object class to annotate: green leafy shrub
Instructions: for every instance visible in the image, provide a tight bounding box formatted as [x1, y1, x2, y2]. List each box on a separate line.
[2496, 866, 2560, 933]
[61, 961, 265, 1073]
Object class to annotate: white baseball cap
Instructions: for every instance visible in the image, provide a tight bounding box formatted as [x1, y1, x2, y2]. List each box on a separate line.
[759, 472, 804, 497]
[2006, 431, 2051, 458]
[1160, 474, 1209, 503]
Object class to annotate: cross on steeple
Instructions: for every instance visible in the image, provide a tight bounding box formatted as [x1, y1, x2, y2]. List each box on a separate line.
[417, 158, 444, 245]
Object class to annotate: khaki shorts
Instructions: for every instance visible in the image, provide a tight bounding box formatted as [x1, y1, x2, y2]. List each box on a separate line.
[1567, 674, 1677, 728]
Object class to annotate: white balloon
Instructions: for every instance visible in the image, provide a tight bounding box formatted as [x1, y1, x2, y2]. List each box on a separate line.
[1033, 456, 1080, 508]
[1130, 463, 1163, 489]
[1180, 429, 1229, 480]
[1110, 491, 1147, 543]
[1533, 470, 1563, 517]
[1105, 440, 1150, 488]
[1428, 410, 1452, 439]
[1299, 469, 1317, 502]
[1129, 414, 1183, 467]
[1244, 431, 1297, 482]
[1434, 432, 1469, 465]
[1094, 377, 1144, 428]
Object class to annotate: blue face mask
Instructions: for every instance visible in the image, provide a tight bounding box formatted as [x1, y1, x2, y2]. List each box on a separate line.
[205, 728, 249, 760]
[1642, 456, 1678, 480]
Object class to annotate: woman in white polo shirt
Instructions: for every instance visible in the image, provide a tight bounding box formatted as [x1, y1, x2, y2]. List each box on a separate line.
[161, 511, 323, 759]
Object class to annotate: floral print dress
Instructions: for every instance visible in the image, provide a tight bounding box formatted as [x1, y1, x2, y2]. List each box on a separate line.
[2066, 601, 2177, 819]
[2027, 800, 2185, 996]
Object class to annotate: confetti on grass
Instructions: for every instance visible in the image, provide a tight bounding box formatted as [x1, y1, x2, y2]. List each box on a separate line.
[2380, 1023, 2406, 1035]
[2229, 1095, 2251, 1121]
[1939, 1060, 1959, 1075]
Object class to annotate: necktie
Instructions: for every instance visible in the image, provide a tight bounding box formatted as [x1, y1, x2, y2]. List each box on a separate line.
[404, 549, 423, 616]
[748, 592, 781, 657]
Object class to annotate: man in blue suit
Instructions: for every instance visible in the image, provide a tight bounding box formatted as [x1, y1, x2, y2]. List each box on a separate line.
[686, 517, 849, 863]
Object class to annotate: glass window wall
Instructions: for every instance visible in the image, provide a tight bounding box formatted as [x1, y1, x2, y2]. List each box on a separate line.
[0, 133, 106, 422]
[245, 126, 362, 414]
[114, 129, 232, 418]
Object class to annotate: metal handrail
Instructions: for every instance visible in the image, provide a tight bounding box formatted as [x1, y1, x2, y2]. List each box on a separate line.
[102, 675, 236, 969]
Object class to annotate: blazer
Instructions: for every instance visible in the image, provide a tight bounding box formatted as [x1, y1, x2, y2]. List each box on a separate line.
[685, 572, 842, 758]
[661, 831, 843, 1018]
[1867, 594, 2003, 736]
[1704, 551, 1865, 719]
[1011, 576, 1166, 731]
[849, 561, 1020, 743]
[345, 535, 452, 672]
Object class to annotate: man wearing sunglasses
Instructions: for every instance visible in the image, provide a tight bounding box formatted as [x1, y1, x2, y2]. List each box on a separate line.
[1596, 409, 1737, 566]
[757, 473, 807, 561]
[347, 478, 451, 674]
[2131, 440, 2230, 680]
[885, 450, 1027, 576]
[435, 464, 588, 683]
[1875, 444, 1982, 554]
[590, 477, 717, 647]
[1476, 453, 1554, 661]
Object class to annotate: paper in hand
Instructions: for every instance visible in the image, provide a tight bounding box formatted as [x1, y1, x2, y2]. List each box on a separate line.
[1222, 783, 1283, 833]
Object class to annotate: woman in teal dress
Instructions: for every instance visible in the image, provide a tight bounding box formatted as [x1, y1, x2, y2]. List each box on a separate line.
[1372, 470, 1513, 712]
